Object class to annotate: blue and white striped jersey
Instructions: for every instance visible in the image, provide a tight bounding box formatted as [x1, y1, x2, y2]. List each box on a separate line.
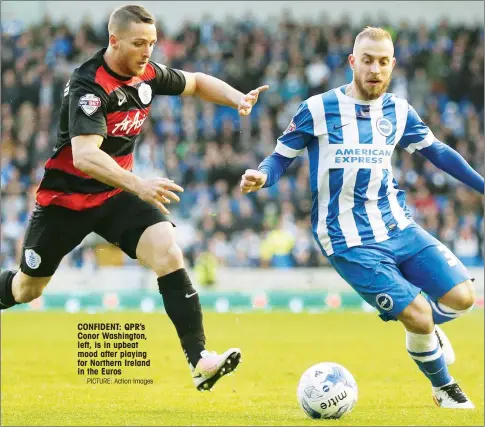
[276, 85, 436, 257]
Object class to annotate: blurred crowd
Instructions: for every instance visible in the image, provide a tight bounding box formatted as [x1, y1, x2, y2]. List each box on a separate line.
[1, 11, 484, 274]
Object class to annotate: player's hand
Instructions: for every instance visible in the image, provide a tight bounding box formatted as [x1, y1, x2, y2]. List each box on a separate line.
[240, 169, 267, 194]
[238, 85, 270, 116]
[137, 178, 184, 215]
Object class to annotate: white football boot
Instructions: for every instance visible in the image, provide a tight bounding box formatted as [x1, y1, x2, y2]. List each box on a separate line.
[433, 381, 475, 409]
[192, 348, 242, 391]
[435, 325, 455, 366]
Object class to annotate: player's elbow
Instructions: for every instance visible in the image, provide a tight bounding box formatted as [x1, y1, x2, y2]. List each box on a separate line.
[72, 148, 99, 173]
[71, 134, 103, 172]
[180, 71, 198, 96]
[72, 152, 90, 172]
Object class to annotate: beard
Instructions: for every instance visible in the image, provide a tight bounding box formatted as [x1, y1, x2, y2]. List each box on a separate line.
[116, 50, 145, 77]
[123, 59, 144, 77]
[354, 74, 391, 100]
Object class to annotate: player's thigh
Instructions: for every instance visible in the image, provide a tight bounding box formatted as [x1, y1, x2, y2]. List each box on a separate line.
[94, 192, 174, 260]
[330, 247, 420, 322]
[399, 230, 472, 301]
[20, 204, 96, 277]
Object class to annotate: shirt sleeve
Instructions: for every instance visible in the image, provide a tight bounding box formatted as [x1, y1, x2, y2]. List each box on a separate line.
[419, 142, 484, 194]
[398, 103, 436, 154]
[151, 62, 186, 96]
[275, 101, 314, 158]
[69, 77, 108, 139]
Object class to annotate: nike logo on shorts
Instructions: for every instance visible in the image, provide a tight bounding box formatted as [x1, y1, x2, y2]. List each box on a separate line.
[185, 291, 198, 298]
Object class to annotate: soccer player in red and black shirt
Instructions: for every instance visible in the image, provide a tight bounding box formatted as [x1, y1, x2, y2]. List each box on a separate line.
[0, 4, 268, 392]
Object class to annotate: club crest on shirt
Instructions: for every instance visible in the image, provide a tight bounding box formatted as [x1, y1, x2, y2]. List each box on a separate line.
[283, 119, 296, 135]
[376, 117, 393, 137]
[79, 94, 101, 116]
[138, 82, 152, 105]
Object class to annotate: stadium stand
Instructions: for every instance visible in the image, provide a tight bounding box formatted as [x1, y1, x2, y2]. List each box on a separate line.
[1, 14, 483, 272]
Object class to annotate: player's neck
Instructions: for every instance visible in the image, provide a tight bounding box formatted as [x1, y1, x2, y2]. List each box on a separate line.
[103, 47, 132, 79]
[346, 82, 366, 101]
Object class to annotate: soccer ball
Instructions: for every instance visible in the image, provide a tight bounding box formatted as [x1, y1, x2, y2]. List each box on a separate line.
[297, 362, 358, 419]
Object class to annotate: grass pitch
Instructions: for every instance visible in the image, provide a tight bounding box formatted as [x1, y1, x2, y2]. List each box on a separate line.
[1, 310, 483, 426]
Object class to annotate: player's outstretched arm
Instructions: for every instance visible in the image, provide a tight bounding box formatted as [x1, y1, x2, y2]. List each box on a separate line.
[418, 141, 484, 194]
[180, 71, 269, 116]
[240, 152, 295, 194]
[72, 135, 183, 214]
[401, 104, 483, 194]
[240, 98, 314, 195]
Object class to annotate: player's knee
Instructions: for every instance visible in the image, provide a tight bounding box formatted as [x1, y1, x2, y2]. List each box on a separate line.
[398, 296, 434, 334]
[150, 240, 184, 276]
[162, 242, 184, 271]
[439, 279, 476, 311]
[137, 222, 185, 276]
[456, 287, 476, 312]
[13, 273, 50, 303]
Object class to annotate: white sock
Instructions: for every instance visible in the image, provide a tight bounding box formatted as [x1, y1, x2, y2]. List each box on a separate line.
[406, 329, 437, 353]
[405, 329, 452, 388]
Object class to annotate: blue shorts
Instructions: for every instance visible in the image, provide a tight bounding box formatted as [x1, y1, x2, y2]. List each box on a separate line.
[328, 223, 472, 321]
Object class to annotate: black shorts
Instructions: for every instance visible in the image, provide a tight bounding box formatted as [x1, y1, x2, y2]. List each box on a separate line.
[20, 192, 172, 277]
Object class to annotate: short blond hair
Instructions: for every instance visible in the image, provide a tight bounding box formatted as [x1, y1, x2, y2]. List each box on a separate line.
[355, 26, 392, 44]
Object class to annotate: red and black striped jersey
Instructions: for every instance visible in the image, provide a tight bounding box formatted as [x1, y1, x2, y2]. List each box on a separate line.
[36, 48, 186, 211]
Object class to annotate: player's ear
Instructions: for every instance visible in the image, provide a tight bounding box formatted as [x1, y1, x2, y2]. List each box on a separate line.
[109, 34, 119, 50]
[392, 57, 396, 69]
[348, 54, 355, 70]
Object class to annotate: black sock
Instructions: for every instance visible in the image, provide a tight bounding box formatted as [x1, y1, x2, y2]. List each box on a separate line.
[0, 270, 18, 310]
[158, 268, 206, 368]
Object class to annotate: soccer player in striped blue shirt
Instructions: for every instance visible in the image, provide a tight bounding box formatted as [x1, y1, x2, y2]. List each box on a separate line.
[241, 27, 484, 409]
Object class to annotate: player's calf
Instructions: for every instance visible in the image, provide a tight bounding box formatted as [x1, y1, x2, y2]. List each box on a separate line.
[137, 222, 207, 370]
[0, 270, 18, 310]
[397, 293, 434, 334]
[0, 270, 50, 309]
[425, 280, 475, 325]
[398, 294, 453, 388]
[14, 271, 50, 304]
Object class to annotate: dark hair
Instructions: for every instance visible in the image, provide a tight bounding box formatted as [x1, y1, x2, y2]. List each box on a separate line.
[108, 4, 155, 34]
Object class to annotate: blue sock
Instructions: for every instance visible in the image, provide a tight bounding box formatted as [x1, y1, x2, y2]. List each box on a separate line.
[406, 329, 452, 388]
[424, 294, 471, 325]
